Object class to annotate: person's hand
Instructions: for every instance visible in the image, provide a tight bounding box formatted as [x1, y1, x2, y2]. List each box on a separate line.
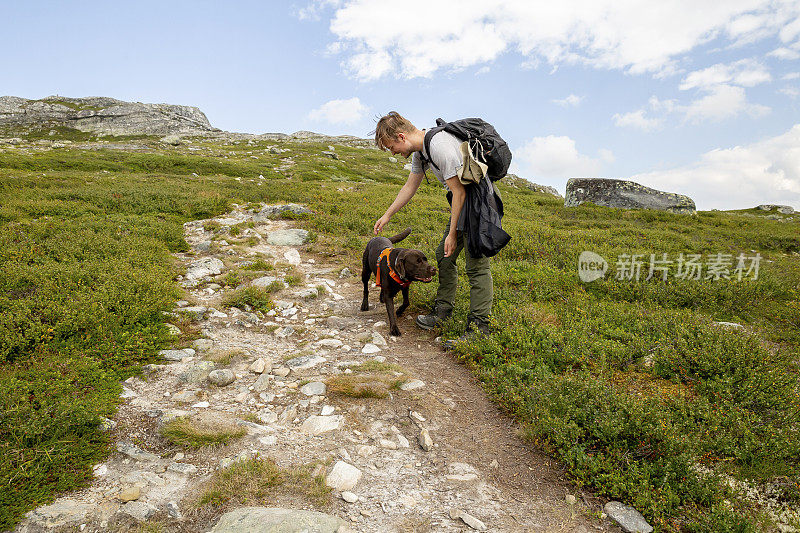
[444, 233, 456, 257]
[374, 214, 391, 235]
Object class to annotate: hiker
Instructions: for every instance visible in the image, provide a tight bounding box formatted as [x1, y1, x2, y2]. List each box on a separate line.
[372, 111, 510, 340]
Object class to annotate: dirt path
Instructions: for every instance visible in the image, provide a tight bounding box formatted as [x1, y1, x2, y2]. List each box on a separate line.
[16, 204, 618, 533]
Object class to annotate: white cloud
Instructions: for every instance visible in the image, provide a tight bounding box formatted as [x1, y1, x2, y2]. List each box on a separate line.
[295, 0, 342, 21]
[632, 124, 800, 210]
[784, 72, 800, 80]
[552, 94, 584, 107]
[307, 97, 368, 125]
[613, 109, 664, 131]
[515, 135, 610, 179]
[780, 86, 800, 98]
[768, 47, 800, 59]
[316, 0, 800, 81]
[683, 84, 770, 122]
[679, 58, 771, 90]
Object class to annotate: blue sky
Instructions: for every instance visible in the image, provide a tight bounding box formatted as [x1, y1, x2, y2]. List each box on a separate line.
[2, 0, 799, 210]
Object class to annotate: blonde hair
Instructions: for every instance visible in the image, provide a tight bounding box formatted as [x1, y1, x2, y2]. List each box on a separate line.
[374, 111, 416, 151]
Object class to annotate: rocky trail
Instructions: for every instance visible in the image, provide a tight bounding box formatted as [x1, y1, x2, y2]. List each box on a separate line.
[15, 204, 626, 533]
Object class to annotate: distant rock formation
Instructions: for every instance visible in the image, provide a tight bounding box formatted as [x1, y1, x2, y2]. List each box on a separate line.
[565, 178, 696, 214]
[503, 174, 562, 197]
[0, 95, 219, 136]
[757, 204, 795, 214]
[0, 95, 375, 146]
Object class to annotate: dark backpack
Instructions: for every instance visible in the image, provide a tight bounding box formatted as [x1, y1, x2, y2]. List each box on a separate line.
[420, 117, 512, 182]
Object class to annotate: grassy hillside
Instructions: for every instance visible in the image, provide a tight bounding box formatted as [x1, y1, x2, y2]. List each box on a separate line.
[0, 128, 798, 531]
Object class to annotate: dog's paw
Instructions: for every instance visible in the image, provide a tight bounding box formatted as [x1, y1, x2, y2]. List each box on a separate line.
[396, 306, 407, 317]
[390, 327, 401, 337]
[360, 302, 370, 312]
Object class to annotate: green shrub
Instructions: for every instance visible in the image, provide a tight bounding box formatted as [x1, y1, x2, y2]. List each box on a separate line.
[221, 287, 274, 312]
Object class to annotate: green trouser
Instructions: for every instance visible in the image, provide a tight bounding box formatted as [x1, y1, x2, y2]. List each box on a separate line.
[434, 222, 493, 323]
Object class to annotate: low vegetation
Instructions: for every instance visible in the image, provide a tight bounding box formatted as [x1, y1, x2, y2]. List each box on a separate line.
[1, 127, 798, 530]
[160, 414, 246, 448]
[196, 456, 331, 509]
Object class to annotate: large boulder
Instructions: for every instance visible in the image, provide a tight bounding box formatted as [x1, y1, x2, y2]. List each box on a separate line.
[0, 95, 219, 136]
[757, 204, 795, 214]
[565, 178, 695, 214]
[209, 507, 345, 533]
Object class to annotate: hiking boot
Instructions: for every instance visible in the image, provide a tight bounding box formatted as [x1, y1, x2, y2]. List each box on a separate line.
[442, 317, 490, 350]
[415, 308, 451, 330]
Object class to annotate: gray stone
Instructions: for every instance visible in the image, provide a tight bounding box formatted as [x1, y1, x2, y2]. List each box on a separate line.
[210, 507, 345, 533]
[266, 229, 309, 246]
[456, 510, 487, 531]
[275, 326, 295, 338]
[99, 417, 117, 431]
[300, 381, 326, 396]
[253, 372, 273, 392]
[400, 379, 425, 391]
[251, 275, 280, 288]
[208, 369, 236, 386]
[171, 390, 204, 403]
[185, 257, 225, 280]
[166, 500, 182, 520]
[161, 134, 181, 145]
[713, 321, 744, 330]
[254, 203, 314, 220]
[25, 499, 92, 528]
[122, 501, 158, 522]
[167, 462, 198, 475]
[419, 429, 433, 451]
[250, 357, 271, 374]
[604, 501, 654, 533]
[371, 332, 387, 346]
[325, 461, 362, 491]
[321, 150, 339, 160]
[194, 240, 212, 252]
[283, 249, 302, 265]
[301, 415, 342, 435]
[116, 441, 159, 462]
[361, 343, 380, 354]
[180, 361, 216, 385]
[177, 305, 208, 320]
[315, 338, 343, 349]
[341, 491, 359, 503]
[166, 323, 181, 336]
[192, 338, 214, 352]
[285, 354, 325, 370]
[160, 348, 194, 361]
[565, 178, 695, 214]
[326, 316, 357, 329]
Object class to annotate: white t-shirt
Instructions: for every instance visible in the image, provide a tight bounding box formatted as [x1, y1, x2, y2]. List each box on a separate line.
[410, 130, 463, 191]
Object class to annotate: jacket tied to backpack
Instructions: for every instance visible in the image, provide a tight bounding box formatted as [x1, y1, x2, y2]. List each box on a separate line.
[424, 117, 512, 258]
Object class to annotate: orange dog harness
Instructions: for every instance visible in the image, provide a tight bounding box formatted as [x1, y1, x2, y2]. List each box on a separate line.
[376, 247, 411, 289]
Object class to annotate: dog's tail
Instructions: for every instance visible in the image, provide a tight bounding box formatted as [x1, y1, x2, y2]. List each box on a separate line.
[389, 227, 412, 244]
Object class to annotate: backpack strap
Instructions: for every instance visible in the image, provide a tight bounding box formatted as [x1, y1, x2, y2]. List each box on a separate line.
[419, 118, 448, 172]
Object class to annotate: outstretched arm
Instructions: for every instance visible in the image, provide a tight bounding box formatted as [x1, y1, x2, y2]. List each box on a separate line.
[374, 171, 425, 234]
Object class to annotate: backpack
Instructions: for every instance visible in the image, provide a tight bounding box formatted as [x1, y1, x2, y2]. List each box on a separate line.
[420, 117, 512, 182]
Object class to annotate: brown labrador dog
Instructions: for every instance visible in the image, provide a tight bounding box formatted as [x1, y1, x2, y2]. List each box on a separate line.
[361, 228, 437, 336]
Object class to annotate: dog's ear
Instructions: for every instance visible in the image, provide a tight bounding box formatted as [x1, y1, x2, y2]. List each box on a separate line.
[394, 250, 407, 279]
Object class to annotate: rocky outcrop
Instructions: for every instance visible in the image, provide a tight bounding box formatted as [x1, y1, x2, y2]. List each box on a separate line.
[757, 204, 795, 214]
[565, 178, 695, 214]
[0, 95, 219, 136]
[503, 174, 562, 197]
